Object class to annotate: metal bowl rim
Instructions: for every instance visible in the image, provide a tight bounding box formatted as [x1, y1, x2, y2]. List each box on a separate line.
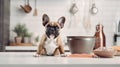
[67, 36, 95, 40]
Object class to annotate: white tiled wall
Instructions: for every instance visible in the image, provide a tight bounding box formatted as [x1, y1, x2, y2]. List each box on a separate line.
[10, 0, 120, 47]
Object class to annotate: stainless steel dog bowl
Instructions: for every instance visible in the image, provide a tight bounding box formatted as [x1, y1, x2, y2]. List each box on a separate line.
[67, 36, 95, 54]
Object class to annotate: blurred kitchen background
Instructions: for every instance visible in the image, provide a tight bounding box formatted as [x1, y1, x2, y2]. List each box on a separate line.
[0, 0, 120, 52]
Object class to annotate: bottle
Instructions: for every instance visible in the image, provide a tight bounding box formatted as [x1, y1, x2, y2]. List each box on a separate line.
[94, 24, 106, 49]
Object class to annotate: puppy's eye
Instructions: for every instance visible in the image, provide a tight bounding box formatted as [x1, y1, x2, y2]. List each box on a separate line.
[55, 26, 59, 28]
[54, 26, 59, 29]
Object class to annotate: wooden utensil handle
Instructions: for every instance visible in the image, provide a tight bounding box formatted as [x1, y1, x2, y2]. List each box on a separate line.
[27, 0, 29, 5]
[35, 0, 37, 7]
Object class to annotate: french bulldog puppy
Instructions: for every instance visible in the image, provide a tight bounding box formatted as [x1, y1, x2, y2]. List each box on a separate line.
[34, 14, 66, 57]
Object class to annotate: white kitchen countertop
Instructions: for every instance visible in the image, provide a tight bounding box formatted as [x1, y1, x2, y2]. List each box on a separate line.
[0, 52, 120, 67]
[2, 46, 120, 67]
[0, 52, 120, 64]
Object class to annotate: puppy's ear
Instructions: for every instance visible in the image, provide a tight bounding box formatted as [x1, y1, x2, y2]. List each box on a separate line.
[42, 14, 50, 26]
[58, 17, 65, 28]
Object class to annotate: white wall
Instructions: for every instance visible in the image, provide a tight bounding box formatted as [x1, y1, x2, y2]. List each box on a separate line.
[10, 0, 120, 47]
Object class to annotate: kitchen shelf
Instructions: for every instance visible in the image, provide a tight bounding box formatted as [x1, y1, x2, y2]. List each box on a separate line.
[5, 45, 69, 52]
[10, 43, 33, 46]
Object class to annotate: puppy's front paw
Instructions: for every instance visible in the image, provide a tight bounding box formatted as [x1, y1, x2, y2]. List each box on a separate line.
[33, 54, 41, 57]
[60, 54, 68, 57]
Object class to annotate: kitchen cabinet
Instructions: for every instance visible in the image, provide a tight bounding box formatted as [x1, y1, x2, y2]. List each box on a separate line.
[0, 0, 10, 51]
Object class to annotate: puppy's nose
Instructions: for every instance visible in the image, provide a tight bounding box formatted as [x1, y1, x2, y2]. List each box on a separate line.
[51, 28, 54, 31]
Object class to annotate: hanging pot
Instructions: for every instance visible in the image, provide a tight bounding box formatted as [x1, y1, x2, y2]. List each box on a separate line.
[20, 0, 32, 13]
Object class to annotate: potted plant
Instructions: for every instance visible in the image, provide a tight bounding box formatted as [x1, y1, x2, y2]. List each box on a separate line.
[24, 32, 32, 43]
[12, 23, 27, 44]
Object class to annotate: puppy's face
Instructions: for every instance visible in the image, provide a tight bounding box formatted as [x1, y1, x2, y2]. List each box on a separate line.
[45, 22, 60, 39]
[42, 14, 66, 39]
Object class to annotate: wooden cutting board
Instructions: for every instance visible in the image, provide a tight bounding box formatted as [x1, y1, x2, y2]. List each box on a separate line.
[10, 43, 33, 46]
[112, 46, 120, 51]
